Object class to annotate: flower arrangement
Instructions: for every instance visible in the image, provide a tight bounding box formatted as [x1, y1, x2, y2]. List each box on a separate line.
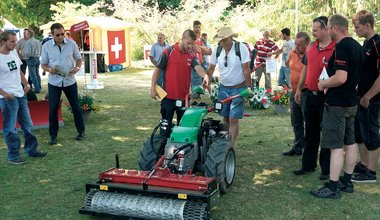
[249, 87, 271, 110]
[210, 76, 220, 103]
[65, 90, 100, 112]
[271, 89, 290, 106]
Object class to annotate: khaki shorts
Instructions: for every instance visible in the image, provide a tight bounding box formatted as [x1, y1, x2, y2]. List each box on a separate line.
[321, 105, 357, 149]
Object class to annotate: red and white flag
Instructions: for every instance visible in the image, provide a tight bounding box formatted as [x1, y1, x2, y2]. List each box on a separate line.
[107, 30, 126, 64]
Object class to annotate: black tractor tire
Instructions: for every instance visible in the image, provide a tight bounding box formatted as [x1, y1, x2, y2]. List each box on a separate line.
[205, 138, 235, 194]
[138, 134, 166, 171]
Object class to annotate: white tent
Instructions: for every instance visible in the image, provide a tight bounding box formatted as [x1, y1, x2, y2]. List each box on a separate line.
[1, 16, 20, 33]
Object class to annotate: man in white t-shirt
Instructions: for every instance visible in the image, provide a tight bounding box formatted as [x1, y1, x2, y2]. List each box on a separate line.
[207, 27, 251, 146]
[0, 32, 47, 165]
[275, 28, 295, 89]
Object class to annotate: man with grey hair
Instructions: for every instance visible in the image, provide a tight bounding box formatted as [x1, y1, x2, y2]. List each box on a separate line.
[23, 29, 42, 93]
[310, 14, 364, 199]
[149, 33, 169, 87]
[16, 29, 29, 79]
[282, 32, 310, 156]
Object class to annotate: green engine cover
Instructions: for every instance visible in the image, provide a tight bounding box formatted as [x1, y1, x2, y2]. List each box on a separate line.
[169, 126, 199, 143]
[168, 108, 208, 144]
[179, 108, 208, 127]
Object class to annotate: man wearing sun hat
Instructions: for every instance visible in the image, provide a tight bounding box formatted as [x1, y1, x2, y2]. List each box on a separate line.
[207, 27, 251, 147]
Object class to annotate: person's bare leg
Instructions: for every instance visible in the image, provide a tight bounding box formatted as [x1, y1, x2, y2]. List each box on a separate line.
[330, 148, 344, 181]
[367, 148, 380, 171]
[357, 143, 369, 166]
[344, 144, 357, 174]
[229, 118, 239, 147]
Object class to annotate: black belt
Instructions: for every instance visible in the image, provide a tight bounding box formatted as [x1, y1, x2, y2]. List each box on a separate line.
[302, 89, 323, 96]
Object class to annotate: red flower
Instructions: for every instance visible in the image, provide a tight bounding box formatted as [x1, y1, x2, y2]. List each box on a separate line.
[82, 104, 89, 111]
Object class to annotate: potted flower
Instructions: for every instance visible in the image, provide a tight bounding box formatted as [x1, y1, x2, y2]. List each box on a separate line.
[271, 88, 290, 114]
[65, 90, 99, 122]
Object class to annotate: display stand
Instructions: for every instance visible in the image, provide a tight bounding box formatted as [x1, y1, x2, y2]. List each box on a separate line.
[81, 51, 105, 89]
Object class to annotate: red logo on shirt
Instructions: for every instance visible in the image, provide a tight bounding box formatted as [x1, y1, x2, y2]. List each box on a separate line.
[335, 59, 346, 66]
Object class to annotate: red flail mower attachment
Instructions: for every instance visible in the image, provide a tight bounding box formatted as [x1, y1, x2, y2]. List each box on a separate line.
[79, 154, 219, 220]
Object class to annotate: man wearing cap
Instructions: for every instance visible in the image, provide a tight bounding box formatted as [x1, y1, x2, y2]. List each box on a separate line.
[150, 30, 209, 135]
[207, 27, 251, 147]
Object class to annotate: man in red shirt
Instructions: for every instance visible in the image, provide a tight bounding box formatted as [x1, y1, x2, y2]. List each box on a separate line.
[293, 16, 335, 180]
[150, 30, 209, 135]
[253, 30, 279, 89]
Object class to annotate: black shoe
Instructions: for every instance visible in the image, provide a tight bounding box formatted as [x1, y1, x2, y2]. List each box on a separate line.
[319, 173, 329, 180]
[310, 183, 341, 199]
[351, 169, 377, 183]
[75, 132, 85, 141]
[293, 167, 316, 175]
[353, 162, 367, 174]
[282, 148, 302, 156]
[8, 157, 27, 165]
[48, 137, 57, 145]
[29, 151, 48, 158]
[337, 177, 354, 193]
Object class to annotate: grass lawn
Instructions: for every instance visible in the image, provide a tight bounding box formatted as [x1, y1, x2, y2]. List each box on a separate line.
[0, 68, 379, 219]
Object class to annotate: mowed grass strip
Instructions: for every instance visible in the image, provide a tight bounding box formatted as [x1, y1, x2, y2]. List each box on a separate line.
[0, 69, 379, 219]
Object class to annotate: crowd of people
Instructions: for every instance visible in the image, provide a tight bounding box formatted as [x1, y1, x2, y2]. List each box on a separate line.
[1, 10, 379, 200]
[149, 11, 379, 199]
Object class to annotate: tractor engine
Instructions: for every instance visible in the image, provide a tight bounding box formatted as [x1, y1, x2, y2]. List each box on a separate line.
[164, 141, 198, 174]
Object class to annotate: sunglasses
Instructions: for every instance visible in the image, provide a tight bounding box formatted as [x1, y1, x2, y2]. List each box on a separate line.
[55, 33, 65, 37]
[224, 56, 228, 67]
[317, 18, 327, 28]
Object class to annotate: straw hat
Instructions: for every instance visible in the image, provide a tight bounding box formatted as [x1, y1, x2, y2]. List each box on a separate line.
[213, 27, 238, 42]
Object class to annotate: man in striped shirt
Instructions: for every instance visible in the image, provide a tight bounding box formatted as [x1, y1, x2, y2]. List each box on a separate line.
[253, 30, 279, 89]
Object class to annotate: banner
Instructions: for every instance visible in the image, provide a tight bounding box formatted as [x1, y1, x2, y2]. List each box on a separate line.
[107, 30, 126, 65]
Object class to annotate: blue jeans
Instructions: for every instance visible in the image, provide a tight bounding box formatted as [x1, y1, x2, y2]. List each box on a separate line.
[48, 83, 84, 138]
[26, 57, 41, 93]
[0, 96, 38, 160]
[157, 68, 165, 87]
[218, 85, 245, 119]
[278, 66, 290, 88]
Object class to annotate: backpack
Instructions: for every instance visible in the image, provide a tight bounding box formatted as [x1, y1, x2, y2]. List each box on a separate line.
[216, 40, 252, 61]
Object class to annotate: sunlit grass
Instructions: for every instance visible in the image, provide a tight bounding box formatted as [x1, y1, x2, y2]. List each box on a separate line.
[0, 68, 379, 219]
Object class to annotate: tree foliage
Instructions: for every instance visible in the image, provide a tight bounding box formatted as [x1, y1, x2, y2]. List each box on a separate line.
[50, 1, 104, 21]
[2, 0, 380, 59]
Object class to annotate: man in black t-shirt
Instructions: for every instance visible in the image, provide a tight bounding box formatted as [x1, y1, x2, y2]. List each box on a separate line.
[351, 10, 380, 183]
[310, 14, 364, 199]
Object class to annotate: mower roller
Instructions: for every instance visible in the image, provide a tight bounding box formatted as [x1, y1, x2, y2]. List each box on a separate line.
[79, 87, 253, 219]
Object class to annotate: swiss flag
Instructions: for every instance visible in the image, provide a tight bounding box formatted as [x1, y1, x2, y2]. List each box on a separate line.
[107, 30, 126, 65]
